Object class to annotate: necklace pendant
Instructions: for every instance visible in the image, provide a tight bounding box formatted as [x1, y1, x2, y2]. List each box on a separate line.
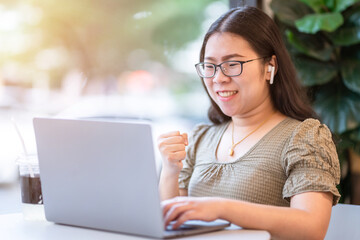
[229, 147, 234, 156]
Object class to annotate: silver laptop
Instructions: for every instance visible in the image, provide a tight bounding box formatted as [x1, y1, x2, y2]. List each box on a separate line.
[33, 117, 230, 239]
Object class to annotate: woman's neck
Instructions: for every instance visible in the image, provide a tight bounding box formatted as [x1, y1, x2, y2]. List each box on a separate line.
[231, 103, 277, 129]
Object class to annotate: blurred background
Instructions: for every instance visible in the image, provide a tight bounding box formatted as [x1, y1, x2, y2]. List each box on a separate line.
[1, 0, 360, 214]
[0, 0, 236, 213]
[0, 0, 231, 175]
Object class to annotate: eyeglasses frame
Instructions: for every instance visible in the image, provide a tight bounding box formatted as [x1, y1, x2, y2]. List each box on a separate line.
[195, 56, 268, 78]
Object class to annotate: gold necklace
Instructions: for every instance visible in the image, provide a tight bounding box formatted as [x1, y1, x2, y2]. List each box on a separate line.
[229, 113, 275, 156]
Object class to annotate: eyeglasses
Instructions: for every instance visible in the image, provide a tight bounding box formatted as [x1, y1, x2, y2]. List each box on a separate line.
[195, 57, 267, 78]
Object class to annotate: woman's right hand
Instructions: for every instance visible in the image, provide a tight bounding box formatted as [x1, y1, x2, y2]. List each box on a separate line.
[157, 131, 188, 174]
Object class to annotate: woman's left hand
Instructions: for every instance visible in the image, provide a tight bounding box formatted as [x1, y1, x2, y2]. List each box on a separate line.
[161, 196, 225, 229]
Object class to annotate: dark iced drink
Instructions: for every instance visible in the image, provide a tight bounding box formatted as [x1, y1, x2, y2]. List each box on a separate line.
[17, 154, 45, 220]
[20, 174, 43, 204]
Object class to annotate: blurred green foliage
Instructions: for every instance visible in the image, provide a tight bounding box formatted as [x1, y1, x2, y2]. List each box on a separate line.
[271, 0, 360, 202]
[0, 0, 226, 90]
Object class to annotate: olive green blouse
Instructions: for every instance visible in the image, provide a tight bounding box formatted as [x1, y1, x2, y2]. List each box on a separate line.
[178, 118, 341, 206]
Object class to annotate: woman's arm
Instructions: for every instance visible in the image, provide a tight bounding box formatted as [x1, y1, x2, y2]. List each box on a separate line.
[222, 192, 332, 240]
[159, 171, 181, 200]
[162, 191, 333, 240]
[159, 173, 188, 199]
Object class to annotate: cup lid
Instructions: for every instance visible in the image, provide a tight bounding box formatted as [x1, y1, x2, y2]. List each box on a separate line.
[16, 154, 38, 165]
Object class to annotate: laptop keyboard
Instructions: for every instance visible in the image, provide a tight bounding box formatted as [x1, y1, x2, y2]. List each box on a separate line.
[166, 223, 198, 231]
[166, 220, 211, 231]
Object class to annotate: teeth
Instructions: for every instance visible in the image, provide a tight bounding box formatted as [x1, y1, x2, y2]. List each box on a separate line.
[218, 91, 237, 97]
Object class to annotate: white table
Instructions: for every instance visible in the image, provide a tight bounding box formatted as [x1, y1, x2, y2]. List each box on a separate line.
[0, 213, 271, 240]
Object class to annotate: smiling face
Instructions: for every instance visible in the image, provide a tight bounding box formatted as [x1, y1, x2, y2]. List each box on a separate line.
[203, 32, 272, 118]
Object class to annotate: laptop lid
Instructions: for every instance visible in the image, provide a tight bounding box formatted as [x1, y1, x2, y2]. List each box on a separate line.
[33, 117, 165, 238]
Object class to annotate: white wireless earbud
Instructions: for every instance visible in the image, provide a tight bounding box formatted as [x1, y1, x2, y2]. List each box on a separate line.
[268, 65, 275, 84]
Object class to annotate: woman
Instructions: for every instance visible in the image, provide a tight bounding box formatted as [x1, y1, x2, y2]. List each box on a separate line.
[158, 6, 340, 240]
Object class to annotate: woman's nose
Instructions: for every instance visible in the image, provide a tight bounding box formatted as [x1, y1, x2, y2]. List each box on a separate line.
[212, 67, 231, 84]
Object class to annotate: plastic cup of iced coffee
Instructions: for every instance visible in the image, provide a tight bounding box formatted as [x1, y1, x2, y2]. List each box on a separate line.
[16, 154, 45, 220]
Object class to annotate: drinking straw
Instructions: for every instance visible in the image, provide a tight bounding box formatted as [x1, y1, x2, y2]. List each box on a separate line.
[11, 118, 35, 178]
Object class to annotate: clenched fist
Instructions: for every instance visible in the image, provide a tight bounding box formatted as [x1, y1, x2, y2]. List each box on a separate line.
[157, 131, 188, 174]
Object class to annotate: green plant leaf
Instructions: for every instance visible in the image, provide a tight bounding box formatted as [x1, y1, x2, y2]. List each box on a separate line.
[271, 0, 314, 27]
[328, 4, 360, 45]
[341, 58, 360, 94]
[324, 0, 336, 10]
[293, 56, 337, 86]
[286, 29, 333, 61]
[314, 83, 360, 134]
[329, 26, 360, 45]
[295, 12, 344, 33]
[329, 0, 360, 12]
[298, 0, 325, 13]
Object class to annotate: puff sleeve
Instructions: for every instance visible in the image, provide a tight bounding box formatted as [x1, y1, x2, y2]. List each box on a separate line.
[178, 124, 210, 189]
[281, 119, 341, 205]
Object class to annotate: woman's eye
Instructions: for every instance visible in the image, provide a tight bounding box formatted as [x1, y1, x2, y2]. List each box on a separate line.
[205, 65, 214, 69]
